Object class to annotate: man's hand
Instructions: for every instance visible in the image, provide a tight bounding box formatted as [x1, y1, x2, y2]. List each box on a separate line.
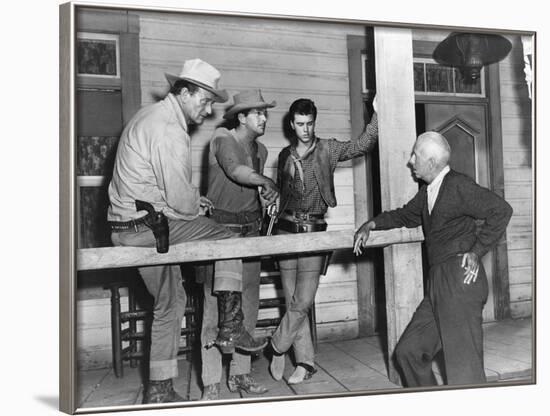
[372, 94, 378, 113]
[353, 221, 375, 256]
[461, 252, 480, 284]
[199, 196, 214, 216]
[260, 178, 279, 205]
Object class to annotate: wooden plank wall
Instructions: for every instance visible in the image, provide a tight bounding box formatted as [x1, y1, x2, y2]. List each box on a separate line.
[136, 11, 366, 340]
[499, 35, 533, 318]
[76, 12, 367, 369]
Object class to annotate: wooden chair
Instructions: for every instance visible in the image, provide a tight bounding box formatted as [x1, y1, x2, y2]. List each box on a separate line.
[105, 276, 200, 378]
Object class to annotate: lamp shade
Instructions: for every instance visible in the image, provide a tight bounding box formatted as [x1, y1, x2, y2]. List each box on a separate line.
[433, 32, 512, 81]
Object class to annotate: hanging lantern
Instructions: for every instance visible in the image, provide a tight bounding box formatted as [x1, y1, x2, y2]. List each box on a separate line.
[433, 32, 512, 81]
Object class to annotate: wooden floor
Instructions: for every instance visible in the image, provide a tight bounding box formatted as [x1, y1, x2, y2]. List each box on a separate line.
[77, 318, 533, 410]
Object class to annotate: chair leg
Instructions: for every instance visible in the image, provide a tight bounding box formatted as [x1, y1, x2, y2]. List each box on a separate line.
[107, 284, 124, 378]
[128, 285, 138, 368]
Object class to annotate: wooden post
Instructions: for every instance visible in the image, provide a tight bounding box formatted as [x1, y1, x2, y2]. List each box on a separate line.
[374, 27, 424, 384]
[347, 34, 377, 336]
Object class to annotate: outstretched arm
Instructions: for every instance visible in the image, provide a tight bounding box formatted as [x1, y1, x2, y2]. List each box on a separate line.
[353, 189, 425, 255]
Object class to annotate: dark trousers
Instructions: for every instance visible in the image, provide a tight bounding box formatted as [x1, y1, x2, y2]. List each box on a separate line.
[394, 255, 488, 387]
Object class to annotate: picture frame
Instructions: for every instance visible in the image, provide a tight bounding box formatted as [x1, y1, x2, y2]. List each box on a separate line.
[76, 32, 120, 79]
[59, 1, 537, 415]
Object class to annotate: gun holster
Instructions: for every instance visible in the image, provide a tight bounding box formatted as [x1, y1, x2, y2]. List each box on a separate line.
[321, 251, 333, 276]
[135, 200, 170, 253]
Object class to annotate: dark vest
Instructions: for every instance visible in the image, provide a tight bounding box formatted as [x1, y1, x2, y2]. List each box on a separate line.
[277, 139, 337, 209]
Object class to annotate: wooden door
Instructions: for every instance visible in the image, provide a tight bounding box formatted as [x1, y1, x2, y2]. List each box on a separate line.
[423, 103, 496, 322]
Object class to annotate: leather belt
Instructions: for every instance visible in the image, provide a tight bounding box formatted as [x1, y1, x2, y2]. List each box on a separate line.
[276, 218, 327, 233]
[108, 216, 149, 232]
[284, 210, 324, 221]
[224, 219, 261, 235]
[211, 209, 261, 224]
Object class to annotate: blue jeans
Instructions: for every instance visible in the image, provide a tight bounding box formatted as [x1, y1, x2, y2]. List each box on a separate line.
[271, 252, 324, 366]
[200, 223, 261, 386]
[112, 216, 243, 381]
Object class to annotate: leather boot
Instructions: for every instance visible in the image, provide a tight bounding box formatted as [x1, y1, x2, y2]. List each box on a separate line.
[215, 291, 267, 354]
[228, 374, 268, 394]
[200, 383, 220, 401]
[143, 379, 184, 404]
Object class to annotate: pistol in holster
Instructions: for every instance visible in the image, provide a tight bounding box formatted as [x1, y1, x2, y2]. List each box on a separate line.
[135, 200, 169, 253]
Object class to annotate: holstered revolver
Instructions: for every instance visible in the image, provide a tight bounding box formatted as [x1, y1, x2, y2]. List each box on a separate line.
[135, 200, 169, 253]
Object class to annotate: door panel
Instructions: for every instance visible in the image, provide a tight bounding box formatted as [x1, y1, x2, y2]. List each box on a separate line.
[424, 103, 496, 322]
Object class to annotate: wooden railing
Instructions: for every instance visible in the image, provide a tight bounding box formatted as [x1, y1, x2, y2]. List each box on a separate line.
[77, 228, 424, 271]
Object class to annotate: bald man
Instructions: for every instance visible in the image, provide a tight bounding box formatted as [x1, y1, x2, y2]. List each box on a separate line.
[354, 132, 513, 387]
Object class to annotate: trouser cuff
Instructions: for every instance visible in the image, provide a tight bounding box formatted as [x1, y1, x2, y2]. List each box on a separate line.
[150, 359, 178, 380]
[213, 274, 241, 292]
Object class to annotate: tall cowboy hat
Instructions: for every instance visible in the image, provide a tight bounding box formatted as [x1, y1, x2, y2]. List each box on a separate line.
[165, 58, 228, 103]
[223, 89, 276, 120]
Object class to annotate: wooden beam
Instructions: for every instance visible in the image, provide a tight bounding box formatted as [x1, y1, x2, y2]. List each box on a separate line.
[374, 27, 425, 385]
[347, 34, 378, 337]
[77, 228, 423, 271]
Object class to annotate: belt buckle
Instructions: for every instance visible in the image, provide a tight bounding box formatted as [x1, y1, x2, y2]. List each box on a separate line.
[295, 212, 307, 221]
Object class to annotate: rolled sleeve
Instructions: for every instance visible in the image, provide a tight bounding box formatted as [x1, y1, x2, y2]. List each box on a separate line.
[331, 112, 379, 162]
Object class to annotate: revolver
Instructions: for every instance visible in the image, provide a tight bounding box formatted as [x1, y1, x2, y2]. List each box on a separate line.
[135, 200, 169, 253]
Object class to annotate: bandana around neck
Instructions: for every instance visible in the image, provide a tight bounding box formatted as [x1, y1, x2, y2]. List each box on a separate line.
[289, 139, 317, 191]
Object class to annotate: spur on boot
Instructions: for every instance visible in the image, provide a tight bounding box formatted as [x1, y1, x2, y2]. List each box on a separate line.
[215, 291, 268, 354]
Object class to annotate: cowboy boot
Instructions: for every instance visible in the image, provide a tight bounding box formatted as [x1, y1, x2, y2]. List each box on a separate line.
[200, 383, 220, 401]
[228, 374, 268, 394]
[143, 379, 184, 404]
[215, 291, 267, 354]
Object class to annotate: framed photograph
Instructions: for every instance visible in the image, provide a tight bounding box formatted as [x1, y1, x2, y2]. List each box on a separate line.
[60, 1, 536, 414]
[77, 32, 120, 79]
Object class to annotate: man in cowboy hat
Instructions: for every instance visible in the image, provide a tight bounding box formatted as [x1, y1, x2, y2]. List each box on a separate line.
[107, 60, 267, 404]
[199, 89, 278, 400]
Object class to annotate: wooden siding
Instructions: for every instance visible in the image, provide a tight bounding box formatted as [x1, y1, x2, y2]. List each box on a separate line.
[75, 16, 533, 370]
[137, 11, 366, 341]
[77, 11, 367, 369]
[499, 35, 533, 318]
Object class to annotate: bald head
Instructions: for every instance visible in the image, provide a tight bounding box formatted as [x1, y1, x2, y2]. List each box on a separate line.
[409, 131, 451, 183]
[416, 131, 451, 169]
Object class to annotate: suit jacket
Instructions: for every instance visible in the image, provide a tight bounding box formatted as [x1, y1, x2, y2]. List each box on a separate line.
[373, 170, 513, 266]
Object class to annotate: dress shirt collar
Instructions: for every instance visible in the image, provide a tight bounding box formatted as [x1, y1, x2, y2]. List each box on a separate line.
[427, 165, 450, 214]
[427, 165, 450, 192]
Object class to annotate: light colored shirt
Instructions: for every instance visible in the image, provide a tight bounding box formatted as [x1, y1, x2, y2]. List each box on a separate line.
[427, 165, 450, 214]
[107, 94, 200, 221]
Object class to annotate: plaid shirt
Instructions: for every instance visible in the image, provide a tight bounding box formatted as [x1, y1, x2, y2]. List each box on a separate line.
[285, 113, 378, 215]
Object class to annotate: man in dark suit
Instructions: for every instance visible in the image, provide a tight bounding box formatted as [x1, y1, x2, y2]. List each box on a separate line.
[353, 131, 513, 387]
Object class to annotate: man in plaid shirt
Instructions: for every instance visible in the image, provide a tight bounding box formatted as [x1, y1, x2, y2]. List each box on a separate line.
[269, 97, 378, 384]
